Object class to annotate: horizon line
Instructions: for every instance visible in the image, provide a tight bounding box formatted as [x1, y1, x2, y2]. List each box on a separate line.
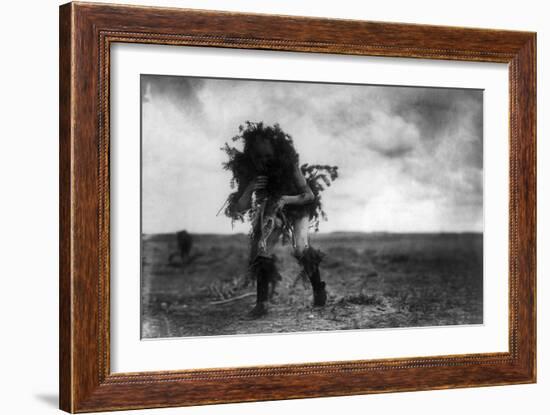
[142, 230, 484, 236]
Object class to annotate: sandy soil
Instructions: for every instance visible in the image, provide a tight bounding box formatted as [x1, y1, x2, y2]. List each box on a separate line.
[141, 232, 483, 338]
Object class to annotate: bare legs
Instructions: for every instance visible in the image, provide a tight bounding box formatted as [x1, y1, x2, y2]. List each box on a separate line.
[292, 216, 327, 306]
[248, 220, 282, 318]
[249, 214, 327, 318]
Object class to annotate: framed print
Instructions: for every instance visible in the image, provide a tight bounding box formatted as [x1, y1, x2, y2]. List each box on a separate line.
[59, 2, 536, 413]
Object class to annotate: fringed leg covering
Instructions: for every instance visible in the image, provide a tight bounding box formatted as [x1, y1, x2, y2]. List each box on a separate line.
[296, 247, 327, 306]
[249, 255, 281, 316]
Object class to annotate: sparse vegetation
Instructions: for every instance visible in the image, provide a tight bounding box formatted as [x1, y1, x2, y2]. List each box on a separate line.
[141, 232, 483, 338]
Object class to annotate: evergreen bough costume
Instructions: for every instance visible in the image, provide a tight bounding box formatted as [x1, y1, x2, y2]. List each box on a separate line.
[221, 122, 338, 316]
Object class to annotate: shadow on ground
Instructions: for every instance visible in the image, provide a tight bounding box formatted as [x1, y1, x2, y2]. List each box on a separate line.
[141, 232, 483, 338]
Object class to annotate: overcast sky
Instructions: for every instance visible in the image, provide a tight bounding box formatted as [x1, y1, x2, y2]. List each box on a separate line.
[141, 75, 483, 235]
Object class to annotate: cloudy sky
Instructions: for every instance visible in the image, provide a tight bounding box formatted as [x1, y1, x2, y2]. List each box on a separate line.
[141, 75, 483, 235]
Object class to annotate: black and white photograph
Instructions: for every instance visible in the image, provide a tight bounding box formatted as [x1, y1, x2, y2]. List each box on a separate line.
[140, 74, 483, 338]
[4, 0, 545, 413]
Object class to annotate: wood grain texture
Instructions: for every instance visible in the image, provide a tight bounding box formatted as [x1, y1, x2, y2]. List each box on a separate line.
[59, 2, 537, 412]
[59, 3, 73, 412]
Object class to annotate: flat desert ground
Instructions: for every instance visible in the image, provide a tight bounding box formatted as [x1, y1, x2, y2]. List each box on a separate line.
[141, 232, 483, 338]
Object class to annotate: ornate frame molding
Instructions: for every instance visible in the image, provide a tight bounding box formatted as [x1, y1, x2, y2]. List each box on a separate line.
[60, 2, 536, 412]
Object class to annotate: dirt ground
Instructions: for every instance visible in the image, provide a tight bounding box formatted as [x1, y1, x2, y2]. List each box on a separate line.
[141, 232, 483, 338]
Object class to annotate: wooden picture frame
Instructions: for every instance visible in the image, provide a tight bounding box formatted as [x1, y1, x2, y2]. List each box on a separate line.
[59, 2, 536, 412]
